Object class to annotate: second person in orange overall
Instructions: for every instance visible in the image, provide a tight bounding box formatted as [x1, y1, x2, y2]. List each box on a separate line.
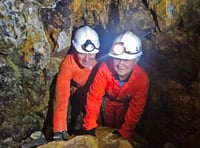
[83, 31, 150, 139]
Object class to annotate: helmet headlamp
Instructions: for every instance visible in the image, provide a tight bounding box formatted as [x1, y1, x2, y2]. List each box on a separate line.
[111, 42, 142, 55]
[81, 39, 97, 52]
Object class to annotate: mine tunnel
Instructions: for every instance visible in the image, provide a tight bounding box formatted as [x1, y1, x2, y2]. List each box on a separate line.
[0, 0, 200, 148]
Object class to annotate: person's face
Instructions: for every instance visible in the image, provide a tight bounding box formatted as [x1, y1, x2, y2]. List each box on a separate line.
[113, 58, 136, 81]
[75, 52, 96, 68]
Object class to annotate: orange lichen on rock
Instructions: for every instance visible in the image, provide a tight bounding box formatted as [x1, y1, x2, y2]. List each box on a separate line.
[18, 33, 43, 63]
[71, 0, 110, 28]
[44, 25, 61, 53]
[152, 0, 187, 29]
[71, 0, 83, 25]
[86, 0, 110, 28]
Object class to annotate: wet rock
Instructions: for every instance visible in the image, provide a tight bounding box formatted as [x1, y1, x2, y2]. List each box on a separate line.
[39, 126, 147, 148]
[0, 55, 6, 68]
[0, 0, 199, 147]
[118, 1, 154, 36]
[0, 39, 16, 55]
[21, 131, 47, 148]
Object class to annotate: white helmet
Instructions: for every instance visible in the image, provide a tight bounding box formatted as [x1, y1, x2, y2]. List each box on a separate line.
[108, 31, 142, 60]
[72, 25, 100, 54]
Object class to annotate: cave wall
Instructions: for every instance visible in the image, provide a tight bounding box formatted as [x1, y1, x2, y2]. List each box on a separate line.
[0, 0, 200, 147]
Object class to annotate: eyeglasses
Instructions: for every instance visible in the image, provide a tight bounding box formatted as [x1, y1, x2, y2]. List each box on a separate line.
[111, 42, 142, 55]
[81, 40, 97, 52]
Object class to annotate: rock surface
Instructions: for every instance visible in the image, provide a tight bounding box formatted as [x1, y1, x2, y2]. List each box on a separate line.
[38, 127, 146, 148]
[0, 0, 199, 147]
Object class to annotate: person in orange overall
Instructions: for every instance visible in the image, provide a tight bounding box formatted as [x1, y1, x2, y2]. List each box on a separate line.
[83, 31, 149, 139]
[53, 25, 100, 140]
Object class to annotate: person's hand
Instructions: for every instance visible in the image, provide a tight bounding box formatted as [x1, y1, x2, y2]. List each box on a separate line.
[105, 130, 121, 139]
[84, 128, 96, 136]
[76, 128, 96, 137]
[112, 130, 121, 136]
[53, 131, 70, 141]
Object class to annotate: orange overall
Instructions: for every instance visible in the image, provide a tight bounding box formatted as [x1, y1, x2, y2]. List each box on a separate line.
[53, 54, 97, 133]
[84, 60, 149, 139]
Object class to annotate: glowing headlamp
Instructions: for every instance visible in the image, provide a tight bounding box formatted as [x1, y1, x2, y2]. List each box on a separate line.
[111, 42, 142, 55]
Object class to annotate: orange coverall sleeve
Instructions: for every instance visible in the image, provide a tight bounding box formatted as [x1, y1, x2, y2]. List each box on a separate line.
[83, 63, 108, 130]
[119, 69, 149, 139]
[53, 55, 73, 132]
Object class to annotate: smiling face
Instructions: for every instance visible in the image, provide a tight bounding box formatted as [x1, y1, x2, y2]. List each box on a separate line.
[113, 58, 137, 81]
[74, 51, 97, 68]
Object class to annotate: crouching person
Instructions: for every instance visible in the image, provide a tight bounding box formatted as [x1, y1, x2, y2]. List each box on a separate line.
[53, 25, 100, 140]
[83, 31, 149, 140]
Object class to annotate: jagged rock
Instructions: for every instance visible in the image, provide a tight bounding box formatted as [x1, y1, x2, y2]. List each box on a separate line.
[38, 126, 147, 148]
[0, 0, 200, 147]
